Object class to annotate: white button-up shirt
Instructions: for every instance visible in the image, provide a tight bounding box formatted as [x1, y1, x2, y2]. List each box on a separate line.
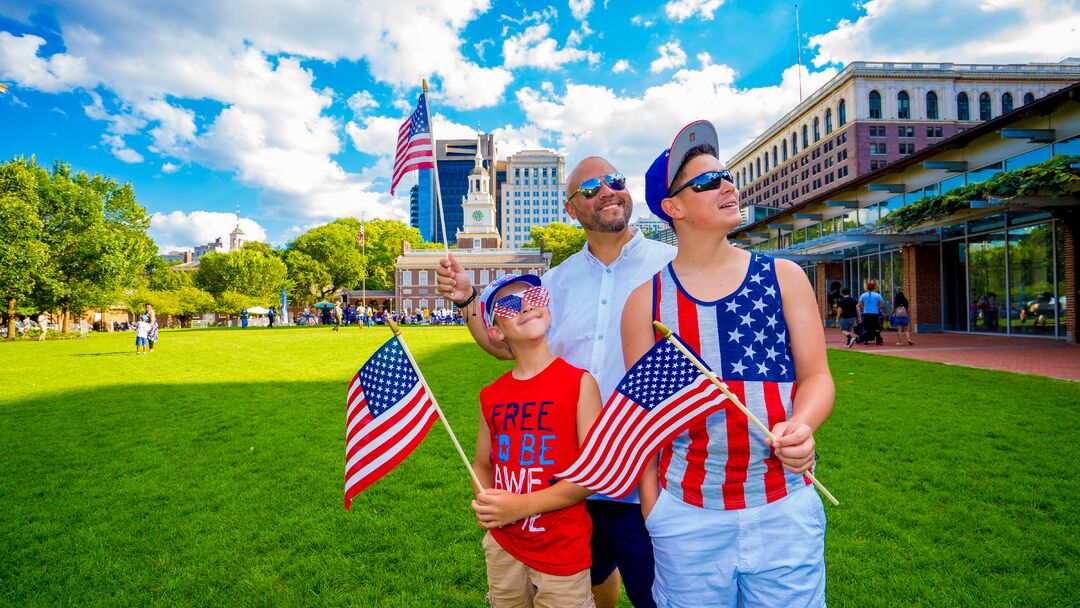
[543, 229, 676, 404]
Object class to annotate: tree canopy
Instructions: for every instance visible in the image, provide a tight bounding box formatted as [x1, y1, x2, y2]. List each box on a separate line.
[525, 222, 586, 267]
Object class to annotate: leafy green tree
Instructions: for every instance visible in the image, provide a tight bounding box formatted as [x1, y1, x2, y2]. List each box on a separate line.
[215, 290, 262, 319]
[145, 256, 193, 291]
[172, 286, 216, 327]
[193, 243, 289, 303]
[0, 158, 49, 339]
[361, 218, 434, 289]
[284, 218, 364, 304]
[525, 223, 586, 267]
[32, 161, 156, 331]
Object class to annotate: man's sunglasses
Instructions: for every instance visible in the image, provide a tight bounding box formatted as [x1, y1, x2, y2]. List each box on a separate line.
[493, 286, 550, 321]
[669, 170, 735, 197]
[568, 172, 626, 201]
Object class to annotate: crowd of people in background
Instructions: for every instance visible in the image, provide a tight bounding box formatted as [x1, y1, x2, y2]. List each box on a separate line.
[293, 304, 465, 327]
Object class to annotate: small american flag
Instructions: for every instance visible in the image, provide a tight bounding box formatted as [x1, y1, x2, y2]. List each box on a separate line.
[356, 226, 364, 246]
[345, 336, 437, 509]
[390, 93, 435, 196]
[557, 336, 729, 499]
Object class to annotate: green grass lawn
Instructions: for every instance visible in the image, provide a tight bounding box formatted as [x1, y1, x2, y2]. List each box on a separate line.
[1, 327, 1077, 607]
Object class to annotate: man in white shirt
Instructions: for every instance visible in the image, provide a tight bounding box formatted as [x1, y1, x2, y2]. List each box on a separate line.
[436, 156, 675, 608]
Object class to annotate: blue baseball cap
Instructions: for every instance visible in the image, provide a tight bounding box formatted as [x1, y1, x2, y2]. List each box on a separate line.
[478, 273, 542, 330]
[645, 120, 720, 225]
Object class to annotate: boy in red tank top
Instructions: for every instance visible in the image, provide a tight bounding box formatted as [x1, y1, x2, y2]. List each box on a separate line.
[471, 274, 602, 608]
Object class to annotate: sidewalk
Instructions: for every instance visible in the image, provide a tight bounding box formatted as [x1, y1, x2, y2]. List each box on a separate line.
[826, 329, 1080, 382]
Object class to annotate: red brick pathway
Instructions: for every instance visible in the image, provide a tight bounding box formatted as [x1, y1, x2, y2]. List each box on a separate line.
[825, 328, 1080, 381]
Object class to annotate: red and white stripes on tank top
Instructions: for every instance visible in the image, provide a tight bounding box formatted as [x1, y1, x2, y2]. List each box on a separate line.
[651, 253, 811, 510]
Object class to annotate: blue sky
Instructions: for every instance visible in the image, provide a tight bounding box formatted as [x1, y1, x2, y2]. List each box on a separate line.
[2, 0, 1078, 251]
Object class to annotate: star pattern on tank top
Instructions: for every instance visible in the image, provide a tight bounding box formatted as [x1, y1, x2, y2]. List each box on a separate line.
[720, 255, 795, 382]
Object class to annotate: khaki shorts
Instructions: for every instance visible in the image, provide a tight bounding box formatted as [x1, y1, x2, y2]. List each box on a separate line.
[482, 532, 595, 608]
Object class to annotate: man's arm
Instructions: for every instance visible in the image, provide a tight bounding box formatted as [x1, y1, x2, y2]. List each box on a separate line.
[472, 372, 601, 529]
[435, 253, 513, 360]
[771, 259, 835, 474]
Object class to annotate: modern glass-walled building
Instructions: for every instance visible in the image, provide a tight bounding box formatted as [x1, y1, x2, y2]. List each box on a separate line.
[729, 83, 1079, 342]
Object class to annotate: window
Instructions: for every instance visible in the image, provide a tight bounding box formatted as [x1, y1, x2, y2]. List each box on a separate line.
[838, 99, 847, 126]
[926, 91, 939, 119]
[1024, 92, 1036, 105]
[838, 166, 849, 178]
[869, 90, 882, 119]
[813, 117, 820, 142]
[742, 168, 747, 184]
[899, 143, 915, 155]
[870, 160, 887, 171]
[957, 92, 970, 121]
[1001, 92, 1014, 114]
[802, 125, 809, 149]
[418, 270, 428, 285]
[898, 126, 914, 138]
[772, 146, 778, 167]
[764, 154, 769, 172]
[514, 168, 520, 177]
[782, 140, 788, 161]
[897, 91, 910, 120]
[837, 132, 847, 145]
[791, 133, 798, 155]
[757, 158, 762, 179]
[927, 126, 943, 138]
[979, 92, 992, 121]
[401, 269, 412, 286]
[825, 108, 833, 134]
[870, 143, 887, 156]
[870, 126, 885, 137]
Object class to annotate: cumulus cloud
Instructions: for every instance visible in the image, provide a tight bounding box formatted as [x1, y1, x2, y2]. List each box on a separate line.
[612, 59, 631, 73]
[631, 15, 654, 27]
[665, 0, 724, 22]
[149, 210, 269, 253]
[161, 162, 180, 174]
[650, 42, 687, 73]
[0, 32, 95, 93]
[101, 134, 144, 163]
[514, 63, 837, 217]
[810, 0, 1080, 66]
[503, 23, 600, 69]
[346, 91, 378, 116]
[697, 52, 713, 67]
[568, 0, 594, 20]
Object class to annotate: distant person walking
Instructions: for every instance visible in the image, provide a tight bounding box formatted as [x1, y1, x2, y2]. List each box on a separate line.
[36, 312, 48, 341]
[268, 306, 276, 328]
[857, 281, 885, 346]
[892, 291, 913, 346]
[240, 309, 249, 329]
[333, 302, 343, 331]
[835, 287, 860, 347]
[145, 303, 159, 353]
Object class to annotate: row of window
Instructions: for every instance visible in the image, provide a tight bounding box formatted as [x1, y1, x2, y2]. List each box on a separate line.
[736, 129, 850, 190]
[507, 190, 565, 198]
[513, 179, 559, 186]
[869, 89, 1036, 121]
[513, 167, 558, 179]
[740, 99, 851, 187]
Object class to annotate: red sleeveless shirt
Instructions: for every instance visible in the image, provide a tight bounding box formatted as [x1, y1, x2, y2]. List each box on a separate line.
[480, 357, 592, 575]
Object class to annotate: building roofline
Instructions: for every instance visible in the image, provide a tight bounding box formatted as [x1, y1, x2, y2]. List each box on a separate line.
[726, 60, 1080, 166]
[729, 81, 1080, 239]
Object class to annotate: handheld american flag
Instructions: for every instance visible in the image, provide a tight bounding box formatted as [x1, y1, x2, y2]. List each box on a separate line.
[557, 336, 730, 499]
[344, 336, 438, 509]
[390, 93, 435, 196]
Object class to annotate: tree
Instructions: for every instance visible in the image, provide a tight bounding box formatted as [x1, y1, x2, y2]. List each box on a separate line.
[193, 243, 289, 303]
[145, 256, 192, 291]
[525, 223, 587, 267]
[360, 218, 432, 289]
[0, 158, 49, 339]
[32, 161, 156, 331]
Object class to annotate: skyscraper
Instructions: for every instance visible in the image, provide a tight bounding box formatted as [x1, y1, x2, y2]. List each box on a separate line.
[500, 149, 569, 248]
[417, 134, 496, 246]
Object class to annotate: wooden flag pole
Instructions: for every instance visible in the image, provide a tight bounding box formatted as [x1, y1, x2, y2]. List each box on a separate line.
[421, 79, 450, 255]
[653, 321, 839, 506]
[388, 319, 484, 491]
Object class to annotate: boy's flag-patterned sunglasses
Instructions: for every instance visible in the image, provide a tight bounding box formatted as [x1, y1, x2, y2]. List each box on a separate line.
[493, 286, 550, 320]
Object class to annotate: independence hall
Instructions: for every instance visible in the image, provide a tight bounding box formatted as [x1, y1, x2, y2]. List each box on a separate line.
[728, 73, 1080, 343]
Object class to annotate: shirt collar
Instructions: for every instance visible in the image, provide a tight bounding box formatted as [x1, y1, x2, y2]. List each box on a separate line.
[582, 228, 644, 269]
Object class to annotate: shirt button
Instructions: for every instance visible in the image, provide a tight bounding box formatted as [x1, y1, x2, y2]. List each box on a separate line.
[602, 299, 607, 304]
[598, 335, 604, 340]
[606, 268, 612, 274]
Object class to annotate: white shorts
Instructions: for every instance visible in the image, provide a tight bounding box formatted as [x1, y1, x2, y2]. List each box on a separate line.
[645, 485, 827, 608]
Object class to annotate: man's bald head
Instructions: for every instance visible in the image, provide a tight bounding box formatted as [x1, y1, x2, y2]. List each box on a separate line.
[567, 156, 616, 194]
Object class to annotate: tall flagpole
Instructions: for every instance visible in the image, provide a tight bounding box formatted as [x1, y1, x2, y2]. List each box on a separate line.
[388, 319, 484, 491]
[361, 212, 367, 328]
[422, 79, 451, 255]
[796, 2, 804, 102]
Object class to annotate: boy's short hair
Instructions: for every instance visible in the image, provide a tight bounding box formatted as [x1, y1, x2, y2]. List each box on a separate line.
[671, 143, 719, 192]
[841, 288, 851, 296]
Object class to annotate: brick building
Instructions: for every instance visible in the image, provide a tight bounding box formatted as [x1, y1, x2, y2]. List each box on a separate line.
[728, 83, 1080, 342]
[729, 60, 1080, 222]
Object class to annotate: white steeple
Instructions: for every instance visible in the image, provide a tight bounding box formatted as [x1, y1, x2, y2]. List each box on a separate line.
[456, 132, 500, 249]
[229, 205, 247, 251]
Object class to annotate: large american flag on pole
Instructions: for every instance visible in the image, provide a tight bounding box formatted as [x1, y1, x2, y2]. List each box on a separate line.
[390, 93, 435, 196]
[345, 336, 437, 509]
[557, 336, 729, 499]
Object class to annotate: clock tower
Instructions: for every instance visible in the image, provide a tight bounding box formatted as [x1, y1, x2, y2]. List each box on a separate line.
[456, 133, 502, 250]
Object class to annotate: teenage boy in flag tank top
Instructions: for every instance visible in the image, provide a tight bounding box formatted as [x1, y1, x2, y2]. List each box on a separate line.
[437, 157, 674, 608]
[621, 121, 834, 607]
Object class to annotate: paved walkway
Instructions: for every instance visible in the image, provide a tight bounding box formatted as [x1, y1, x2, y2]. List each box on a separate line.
[825, 328, 1080, 381]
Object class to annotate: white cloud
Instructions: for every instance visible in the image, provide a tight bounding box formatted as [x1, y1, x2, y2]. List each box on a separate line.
[503, 23, 600, 69]
[650, 42, 687, 73]
[631, 15, 654, 27]
[161, 162, 180, 174]
[101, 134, 144, 164]
[500, 6, 560, 26]
[568, 0, 594, 20]
[346, 91, 378, 117]
[665, 0, 724, 22]
[0, 32, 95, 93]
[514, 62, 837, 218]
[810, 0, 1080, 66]
[149, 210, 268, 253]
[473, 38, 494, 60]
[612, 59, 631, 73]
[697, 52, 712, 67]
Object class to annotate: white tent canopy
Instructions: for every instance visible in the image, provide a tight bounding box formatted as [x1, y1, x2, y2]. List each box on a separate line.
[246, 306, 270, 315]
